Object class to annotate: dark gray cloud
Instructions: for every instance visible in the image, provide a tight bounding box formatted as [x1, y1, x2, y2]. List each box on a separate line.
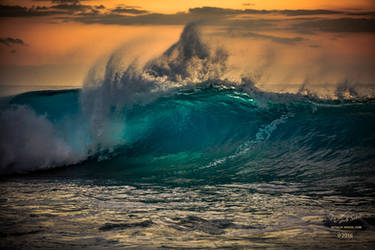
[51, 3, 93, 12]
[0, 4, 69, 17]
[214, 29, 305, 45]
[278, 9, 342, 16]
[71, 11, 274, 27]
[0, 3, 145, 18]
[0, 4, 45, 17]
[188, 7, 344, 16]
[111, 7, 148, 15]
[0, 4, 352, 19]
[1, 4, 375, 34]
[69, 7, 375, 34]
[95, 5, 105, 10]
[347, 11, 375, 16]
[0, 37, 27, 47]
[33, 0, 86, 3]
[72, 12, 191, 25]
[70, 7, 276, 27]
[188, 7, 244, 16]
[294, 18, 375, 33]
[51, 0, 81, 3]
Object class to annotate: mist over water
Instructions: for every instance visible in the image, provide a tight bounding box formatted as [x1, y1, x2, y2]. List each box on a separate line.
[0, 23, 375, 248]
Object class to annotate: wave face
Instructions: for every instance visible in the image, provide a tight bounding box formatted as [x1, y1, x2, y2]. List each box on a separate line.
[1, 24, 375, 193]
[3, 85, 375, 189]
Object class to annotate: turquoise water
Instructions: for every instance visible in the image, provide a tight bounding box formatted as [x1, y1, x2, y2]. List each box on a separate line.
[4, 86, 375, 190]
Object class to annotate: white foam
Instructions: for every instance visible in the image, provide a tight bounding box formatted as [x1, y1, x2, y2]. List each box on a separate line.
[0, 106, 84, 174]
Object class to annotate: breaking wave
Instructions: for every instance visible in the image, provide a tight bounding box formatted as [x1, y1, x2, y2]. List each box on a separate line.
[0, 23, 374, 190]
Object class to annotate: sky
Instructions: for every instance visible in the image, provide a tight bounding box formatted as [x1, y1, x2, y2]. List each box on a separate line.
[0, 0, 374, 88]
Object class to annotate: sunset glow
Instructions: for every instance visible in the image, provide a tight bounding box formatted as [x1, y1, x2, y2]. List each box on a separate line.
[0, 0, 374, 87]
[1, 1, 375, 249]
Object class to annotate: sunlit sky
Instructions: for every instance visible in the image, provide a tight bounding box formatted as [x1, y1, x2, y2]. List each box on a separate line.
[2, 0, 375, 12]
[0, 0, 374, 86]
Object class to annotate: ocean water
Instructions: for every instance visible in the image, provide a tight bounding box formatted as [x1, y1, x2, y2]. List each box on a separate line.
[1, 23, 375, 249]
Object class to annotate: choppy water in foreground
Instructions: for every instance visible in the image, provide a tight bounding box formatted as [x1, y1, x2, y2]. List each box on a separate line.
[1, 178, 374, 249]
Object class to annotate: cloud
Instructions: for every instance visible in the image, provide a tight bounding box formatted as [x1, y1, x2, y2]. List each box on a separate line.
[0, 4, 350, 19]
[214, 30, 305, 45]
[0, 3, 146, 18]
[33, 0, 88, 3]
[294, 18, 375, 33]
[188, 7, 344, 16]
[347, 11, 375, 16]
[95, 5, 105, 10]
[47, 1, 98, 14]
[0, 4, 42, 17]
[70, 7, 276, 27]
[0, 4, 66, 17]
[0, 1, 97, 17]
[68, 6, 374, 31]
[71, 12, 191, 25]
[189, 7, 244, 16]
[0, 37, 27, 47]
[111, 7, 148, 15]
[51, 0, 81, 3]
[50, 3, 93, 12]
[1, 4, 375, 35]
[278, 9, 342, 16]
